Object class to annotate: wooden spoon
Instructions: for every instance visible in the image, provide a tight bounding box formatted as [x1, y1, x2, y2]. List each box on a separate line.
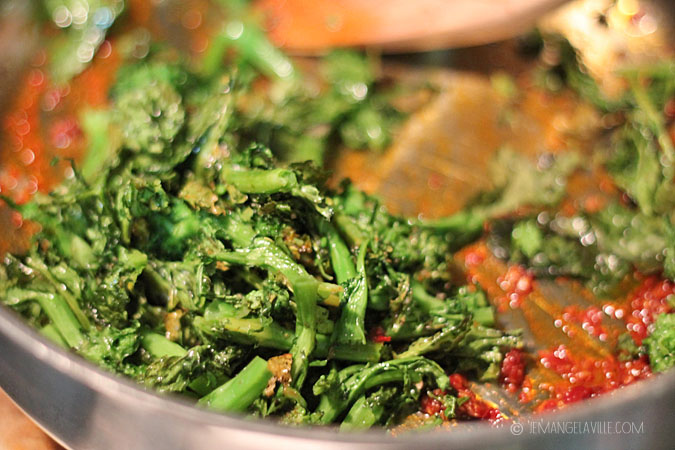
[256, 0, 568, 53]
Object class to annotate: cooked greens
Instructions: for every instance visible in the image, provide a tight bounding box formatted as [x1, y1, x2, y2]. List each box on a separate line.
[3, 4, 675, 432]
[0, 51, 531, 427]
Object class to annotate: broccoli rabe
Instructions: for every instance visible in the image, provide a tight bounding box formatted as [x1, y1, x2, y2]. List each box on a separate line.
[0, 52, 528, 428]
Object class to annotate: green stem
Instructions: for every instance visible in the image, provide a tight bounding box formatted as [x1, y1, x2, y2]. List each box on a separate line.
[313, 357, 448, 424]
[395, 321, 469, 359]
[334, 213, 367, 247]
[27, 257, 90, 330]
[332, 241, 369, 345]
[315, 336, 382, 363]
[215, 237, 316, 288]
[214, 237, 328, 389]
[417, 210, 485, 249]
[36, 293, 84, 349]
[198, 356, 272, 413]
[197, 313, 380, 362]
[202, 12, 296, 80]
[140, 331, 187, 358]
[340, 395, 382, 431]
[411, 281, 445, 313]
[220, 213, 257, 247]
[290, 279, 318, 388]
[196, 316, 295, 350]
[222, 167, 298, 194]
[40, 323, 67, 348]
[326, 224, 356, 284]
[472, 307, 495, 327]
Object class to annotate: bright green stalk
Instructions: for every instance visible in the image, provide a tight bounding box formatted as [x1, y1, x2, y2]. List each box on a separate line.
[472, 307, 495, 327]
[340, 395, 382, 431]
[215, 237, 318, 289]
[202, 4, 296, 80]
[140, 331, 188, 358]
[334, 213, 367, 247]
[196, 316, 295, 350]
[290, 279, 318, 388]
[40, 323, 68, 348]
[411, 281, 446, 313]
[220, 213, 257, 247]
[36, 293, 84, 349]
[332, 241, 369, 345]
[395, 320, 469, 359]
[3, 287, 83, 348]
[326, 223, 356, 284]
[189, 374, 229, 397]
[26, 257, 90, 330]
[214, 237, 332, 388]
[223, 167, 298, 194]
[315, 336, 382, 363]
[198, 356, 272, 413]
[196, 312, 380, 362]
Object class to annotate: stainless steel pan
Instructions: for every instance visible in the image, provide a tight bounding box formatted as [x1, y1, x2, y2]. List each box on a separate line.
[2, 306, 674, 449]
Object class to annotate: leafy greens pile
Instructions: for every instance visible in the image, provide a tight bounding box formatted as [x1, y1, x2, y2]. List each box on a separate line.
[0, 49, 534, 427]
[3, 5, 675, 428]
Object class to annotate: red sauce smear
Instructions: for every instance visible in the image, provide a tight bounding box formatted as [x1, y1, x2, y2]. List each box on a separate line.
[421, 374, 508, 425]
[536, 344, 651, 412]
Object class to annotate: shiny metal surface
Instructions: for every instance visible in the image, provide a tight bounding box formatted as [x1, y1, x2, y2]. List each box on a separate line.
[1, 305, 675, 450]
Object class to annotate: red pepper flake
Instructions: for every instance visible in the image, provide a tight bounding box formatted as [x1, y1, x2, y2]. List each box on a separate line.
[448, 374, 509, 425]
[500, 349, 526, 393]
[536, 345, 651, 412]
[420, 388, 445, 416]
[368, 326, 391, 343]
[555, 305, 610, 341]
[448, 373, 469, 391]
[422, 377, 508, 424]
